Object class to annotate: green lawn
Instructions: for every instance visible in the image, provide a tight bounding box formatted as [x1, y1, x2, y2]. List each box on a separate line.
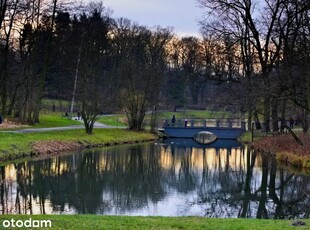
[97, 115, 127, 127]
[41, 98, 71, 111]
[0, 215, 308, 230]
[0, 113, 80, 131]
[33, 113, 81, 128]
[239, 131, 268, 143]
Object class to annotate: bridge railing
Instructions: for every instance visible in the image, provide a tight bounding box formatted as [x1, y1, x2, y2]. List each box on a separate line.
[161, 118, 246, 129]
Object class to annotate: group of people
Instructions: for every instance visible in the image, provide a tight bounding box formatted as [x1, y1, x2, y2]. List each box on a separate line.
[64, 112, 82, 120]
[281, 117, 294, 129]
[276, 117, 295, 133]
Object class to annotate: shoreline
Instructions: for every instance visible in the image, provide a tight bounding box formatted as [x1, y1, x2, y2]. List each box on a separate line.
[0, 129, 158, 165]
[0, 139, 157, 165]
[2, 127, 310, 171]
[241, 132, 310, 170]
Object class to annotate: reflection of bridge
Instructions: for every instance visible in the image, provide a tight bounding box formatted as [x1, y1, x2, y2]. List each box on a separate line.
[163, 138, 241, 149]
[160, 119, 246, 140]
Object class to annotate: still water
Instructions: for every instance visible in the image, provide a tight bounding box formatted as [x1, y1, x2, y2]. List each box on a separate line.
[0, 139, 309, 218]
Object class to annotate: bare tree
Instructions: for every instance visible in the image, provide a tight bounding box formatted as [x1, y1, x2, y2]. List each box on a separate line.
[198, 0, 287, 130]
[112, 19, 172, 130]
[179, 36, 205, 105]
[72, 6, 112, 134]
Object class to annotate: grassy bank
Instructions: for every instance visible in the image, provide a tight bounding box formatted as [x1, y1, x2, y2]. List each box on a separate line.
[240, 131, 310, 170]
[0, 215, 308, 230]
[0, 129, 157, 164]
[253, 134, 310, 169]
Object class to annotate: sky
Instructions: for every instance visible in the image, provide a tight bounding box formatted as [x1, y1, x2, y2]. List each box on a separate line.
[102, 0, 205, 38]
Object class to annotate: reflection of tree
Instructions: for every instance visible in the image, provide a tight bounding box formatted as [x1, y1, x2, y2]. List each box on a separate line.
[239, 149, 256, 218]
[256, 154, 269, 218]
[268, 157, 287, 219]
[99, 144, 167, 212]
[194, 147, 310, 219]
[0, 166, 5, 214]
[0, 143, 310, 218]
[197, 148, 246, 217]
[3, 144, 174, 214]
[177, 149, 199, 193]
[16, 162, 33, 214]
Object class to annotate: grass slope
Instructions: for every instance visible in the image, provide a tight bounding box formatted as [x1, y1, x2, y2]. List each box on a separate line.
[0, 129, 156, 163]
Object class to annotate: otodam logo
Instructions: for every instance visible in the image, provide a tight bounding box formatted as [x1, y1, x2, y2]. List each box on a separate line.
[2, 218, 52, 228]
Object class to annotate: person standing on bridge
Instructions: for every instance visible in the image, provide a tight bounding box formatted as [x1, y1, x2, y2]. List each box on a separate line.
[171, 115, 176, 126]
[184, 119, 188, 127]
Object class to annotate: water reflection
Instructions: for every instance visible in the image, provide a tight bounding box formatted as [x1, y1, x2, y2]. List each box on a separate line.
[0, 141, 309, 218]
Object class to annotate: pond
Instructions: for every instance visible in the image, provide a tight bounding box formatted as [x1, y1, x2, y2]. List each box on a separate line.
[0, 139, 309, 218]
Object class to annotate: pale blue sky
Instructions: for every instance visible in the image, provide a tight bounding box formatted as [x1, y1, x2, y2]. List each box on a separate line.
[102, 0, 204, 37]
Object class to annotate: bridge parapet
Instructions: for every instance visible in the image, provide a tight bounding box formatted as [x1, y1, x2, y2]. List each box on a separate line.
[162, 118, 246, 130]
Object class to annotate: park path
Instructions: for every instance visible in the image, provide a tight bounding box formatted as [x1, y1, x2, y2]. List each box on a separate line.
[1, 117, 124, 134]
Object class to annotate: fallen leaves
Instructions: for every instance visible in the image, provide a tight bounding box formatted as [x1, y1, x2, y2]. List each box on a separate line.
[253, 134, 310, 168]
[32, 140, 83, 155]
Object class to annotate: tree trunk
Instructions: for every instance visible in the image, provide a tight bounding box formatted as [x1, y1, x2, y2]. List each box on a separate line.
[253, 110, 261, 130]
[247, 109, 252, 131]
[33, 0, 57, 123]
[0, 0, 8, 31]
[302, 109, 309, 133]
[0, 0, 18, 117]
[263, 97, 270, 132]
[280, 98, 287, 124]
[271, 98, 278, 132]
[70, 41, 83, 118]
[150, 106, 157, 132]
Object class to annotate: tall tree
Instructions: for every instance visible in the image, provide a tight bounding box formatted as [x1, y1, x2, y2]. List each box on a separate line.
[74, 6, 112, 134]
[32, 0, 58, 123]
[198, 0, 286, 130]
[179, 36, 205, 105]
[0, 0, 20, 118]
[112, 19, 171, 130]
